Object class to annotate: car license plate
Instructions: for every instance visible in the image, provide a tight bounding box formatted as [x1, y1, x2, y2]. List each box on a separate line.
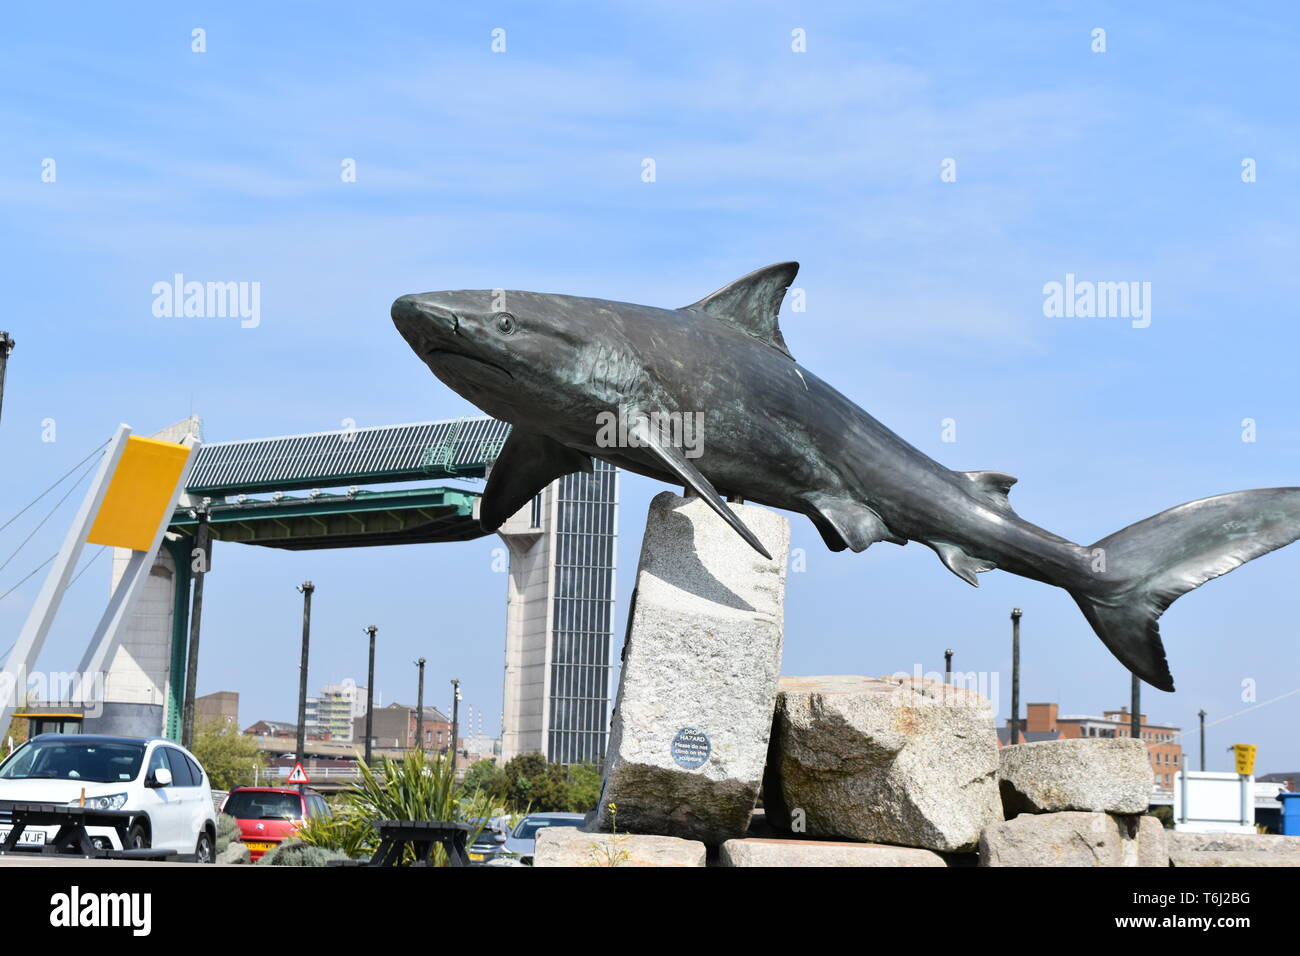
[468, 852, 485, 862]
[0, 828, 46, 847]
[245, 841, 276, 852]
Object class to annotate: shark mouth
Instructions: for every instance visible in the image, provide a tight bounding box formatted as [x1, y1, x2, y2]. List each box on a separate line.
[426, 349, 513, 380]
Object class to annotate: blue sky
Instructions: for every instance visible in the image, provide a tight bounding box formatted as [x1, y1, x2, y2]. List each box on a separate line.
[2, 2, 1297, 771]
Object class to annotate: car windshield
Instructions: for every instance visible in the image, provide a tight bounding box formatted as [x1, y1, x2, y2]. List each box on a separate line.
[222, 790, 303, 821]
[0, 739, 145, 783]
[512, 817, 583, 840]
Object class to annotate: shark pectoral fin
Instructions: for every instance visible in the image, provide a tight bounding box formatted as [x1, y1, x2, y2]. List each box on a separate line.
[480, 427, 593, 532]
[931, 541, 997, 586]
[960, 471, 1018, 513]
[628, 418, 773, 560]
[808, 495, 905, 552]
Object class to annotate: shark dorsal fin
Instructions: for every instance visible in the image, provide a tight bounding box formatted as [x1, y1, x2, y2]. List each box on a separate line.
[682, 262, 799, 359]
[960, 470, 1018, 513]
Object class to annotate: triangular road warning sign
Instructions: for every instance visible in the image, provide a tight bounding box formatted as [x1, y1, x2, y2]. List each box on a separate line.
[286, 762, 310, 785]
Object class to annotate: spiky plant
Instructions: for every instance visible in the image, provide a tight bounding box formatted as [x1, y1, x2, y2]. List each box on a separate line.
[296, 750, 494, 865]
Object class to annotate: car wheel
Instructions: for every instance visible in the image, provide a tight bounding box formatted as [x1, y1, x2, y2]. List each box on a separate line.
[194, 831, 215, 864]
[127, 823, 150, 850]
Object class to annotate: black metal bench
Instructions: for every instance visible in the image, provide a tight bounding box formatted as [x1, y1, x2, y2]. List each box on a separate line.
[0, 800, 176, 861]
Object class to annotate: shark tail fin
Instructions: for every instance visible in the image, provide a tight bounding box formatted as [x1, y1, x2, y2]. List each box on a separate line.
[1069, 488, 1300, 691]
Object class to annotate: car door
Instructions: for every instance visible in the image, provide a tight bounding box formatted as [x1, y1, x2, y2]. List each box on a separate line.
[137, 745, 181, 849]
[162, 747, 202, 851]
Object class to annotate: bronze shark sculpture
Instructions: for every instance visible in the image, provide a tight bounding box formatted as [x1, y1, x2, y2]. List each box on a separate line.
[393, 262, 1300, 691]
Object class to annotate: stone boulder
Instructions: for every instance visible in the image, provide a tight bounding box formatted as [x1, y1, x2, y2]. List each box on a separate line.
[1170, 851, 1300, 868]
[979, 811, 1167, 866]
[596, 492, 790, 844]
[533, 827, 706, 867]
[999, 738, 1152, 816]
[217, 841, 250, 865]
[720, 838, 946, 867]
[1167, 832, 1300, 867]
[764, 674, 1001, 853]
[1168, 832, 1300, 854]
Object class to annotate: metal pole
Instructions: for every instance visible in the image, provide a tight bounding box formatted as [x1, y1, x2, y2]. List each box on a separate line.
[1130, 673, 1141, 744]
[944, 648, 953, 684]
[0, 331, 14, 426]
[1198, 709, 1207, 771]
[415, 657, 425, 754]
[1009, 608, 1021, 745]
[180, 506, 210, 749]
[363, 626, 377, 766]
[450, 678, 461, 768]
[1179, 765, 1188, 824]
[295, 581, 314, 775]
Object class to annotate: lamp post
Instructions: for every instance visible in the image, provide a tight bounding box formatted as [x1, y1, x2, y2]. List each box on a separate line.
[363, 626, 377, 766]
[944, 648, 953, 684]
[1009, 608, 1022, 745]
[180, 502, 211, 749]
[1198, 709, 1207, 771]
[1130, 674, 1141, 745]
[415, 657, 426, 754]
[0, 332, 14, 426]
[294, 581, 314, 775]
[449, 678, 462, 768]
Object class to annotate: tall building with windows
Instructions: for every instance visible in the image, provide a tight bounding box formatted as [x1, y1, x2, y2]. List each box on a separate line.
[498, 461, 618, 765]
[305, 680, 367, 742]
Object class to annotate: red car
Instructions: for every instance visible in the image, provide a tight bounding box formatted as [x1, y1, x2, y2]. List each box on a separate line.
[220, 787, 330, 861]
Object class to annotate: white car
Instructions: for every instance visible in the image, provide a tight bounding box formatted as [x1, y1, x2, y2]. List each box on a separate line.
[0, 734, 218, 861]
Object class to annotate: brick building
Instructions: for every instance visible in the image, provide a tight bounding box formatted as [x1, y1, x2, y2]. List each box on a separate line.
[353, 702, 453, 753]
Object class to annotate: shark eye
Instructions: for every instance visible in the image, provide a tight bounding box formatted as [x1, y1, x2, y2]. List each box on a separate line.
[495, 312, 516, 335]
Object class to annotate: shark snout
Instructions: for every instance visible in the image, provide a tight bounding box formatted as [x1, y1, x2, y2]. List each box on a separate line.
[391, 294, 459, 353]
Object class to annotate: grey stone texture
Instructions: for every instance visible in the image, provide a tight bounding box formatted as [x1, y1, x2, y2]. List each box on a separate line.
[979, 811, 1168, 867]
[596, 492, 790, 844]
[998, 738, 1152, 816]
[217, 841, 251, 865]
[764, 674, 1002, 852]
[719, 837, 947, 867]
[1167, 831, 1300, 867]
[533, 827, 706, 867]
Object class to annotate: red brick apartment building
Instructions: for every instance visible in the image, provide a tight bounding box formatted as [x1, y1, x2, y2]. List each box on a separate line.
[1005, 702, 1183, 790]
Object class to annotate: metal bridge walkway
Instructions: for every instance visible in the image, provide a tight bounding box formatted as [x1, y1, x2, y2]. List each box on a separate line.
[170, 416, 512, 551]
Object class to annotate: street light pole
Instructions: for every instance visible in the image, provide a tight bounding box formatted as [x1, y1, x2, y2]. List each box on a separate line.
[449, 678, 461, 769]
[1198, 709, 1207, 771]
[294, 581, 314, 775]
[1009, 608, 1022, 745]
[0, 332, 14, 426]
[363, 626, 377, 766]
[180, 504, 211, 749]
[415, 657, 426, 754]
[1130, 674, 1141, 745]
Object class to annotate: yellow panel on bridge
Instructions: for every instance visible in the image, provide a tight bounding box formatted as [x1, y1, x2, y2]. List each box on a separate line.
[87, 436, 191, 551]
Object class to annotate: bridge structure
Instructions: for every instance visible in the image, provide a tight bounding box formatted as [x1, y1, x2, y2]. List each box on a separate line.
[95, 415, 618, 767]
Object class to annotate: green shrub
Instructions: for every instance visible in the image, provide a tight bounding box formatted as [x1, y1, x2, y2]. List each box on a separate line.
[215, 813, 241, 853]
[256, 839, 351, 867]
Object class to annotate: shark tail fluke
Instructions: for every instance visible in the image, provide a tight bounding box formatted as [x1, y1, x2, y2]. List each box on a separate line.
[1069, 488, 1300, 692]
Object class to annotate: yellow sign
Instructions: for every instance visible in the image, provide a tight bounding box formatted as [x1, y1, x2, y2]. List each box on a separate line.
[1233, 743, 1257, 776]
[86, 437, 191, 551]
